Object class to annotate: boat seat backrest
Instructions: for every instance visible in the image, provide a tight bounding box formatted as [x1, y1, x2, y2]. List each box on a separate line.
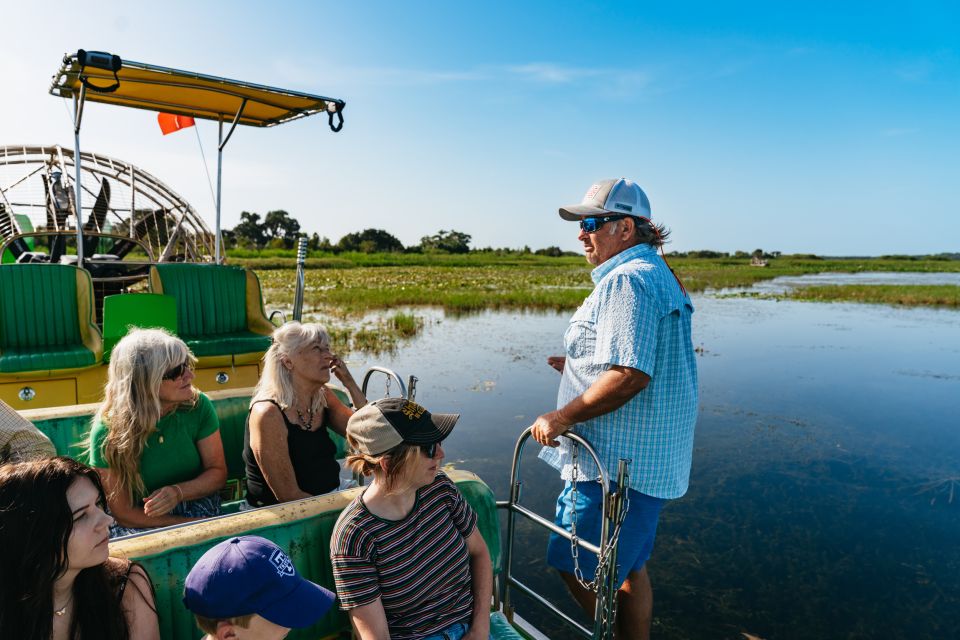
[28, 389, 349, 488]
[149, 263, 273, 338]
[0, 264, 102, 372]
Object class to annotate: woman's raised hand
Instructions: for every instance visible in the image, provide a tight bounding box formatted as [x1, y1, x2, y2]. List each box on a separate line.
[330, 355, 356, 384]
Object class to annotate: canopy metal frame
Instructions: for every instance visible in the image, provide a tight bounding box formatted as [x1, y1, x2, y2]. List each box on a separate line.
[50, 50, 346, 264]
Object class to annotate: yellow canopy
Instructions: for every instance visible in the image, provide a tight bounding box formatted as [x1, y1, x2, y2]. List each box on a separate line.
[49, 51, 345, 128]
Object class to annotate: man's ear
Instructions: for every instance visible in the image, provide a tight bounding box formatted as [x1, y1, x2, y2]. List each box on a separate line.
[216, 620, 239, 639]
[621, 216, 636, 240]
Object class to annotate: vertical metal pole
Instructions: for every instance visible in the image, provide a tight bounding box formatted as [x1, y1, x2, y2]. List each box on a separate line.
[215, 119, 223, 263]
[292, 237, 307, 321]
[501, 432, 529, 622]
[129, 165, 136, 237]
[72, 87, 87, 264]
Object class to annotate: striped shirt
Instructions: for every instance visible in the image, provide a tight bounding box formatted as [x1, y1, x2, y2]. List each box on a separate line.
[539, 243, 699, 499]
[330, 472, 478, 639]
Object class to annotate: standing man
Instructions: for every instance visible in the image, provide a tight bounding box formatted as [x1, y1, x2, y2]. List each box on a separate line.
[532, 178, 698, 639]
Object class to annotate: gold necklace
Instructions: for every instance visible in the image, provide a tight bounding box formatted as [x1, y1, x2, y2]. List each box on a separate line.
[54, 593, 73, 616]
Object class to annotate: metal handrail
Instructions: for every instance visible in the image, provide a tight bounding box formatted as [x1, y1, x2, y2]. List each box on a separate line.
[361, 366, 408, 399]
[499, 428, 629, 640]
[268, 310, 286, 326]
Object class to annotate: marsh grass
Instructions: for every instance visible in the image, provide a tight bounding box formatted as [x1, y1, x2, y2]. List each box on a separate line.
[388, 312, 424, 337]
[308, 311, 429, 357]
[785, 284, 960, 307]
[254, 256, 959, 316]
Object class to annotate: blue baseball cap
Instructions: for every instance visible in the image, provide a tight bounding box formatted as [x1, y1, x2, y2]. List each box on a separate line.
[183, 536, 335, 628]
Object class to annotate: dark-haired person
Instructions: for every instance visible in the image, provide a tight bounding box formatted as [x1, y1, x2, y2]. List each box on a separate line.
[330, 398, 492, 640]
[87, 328, 227, 537]
[532, 178, 699, 640]
[0, 456, 159, 639]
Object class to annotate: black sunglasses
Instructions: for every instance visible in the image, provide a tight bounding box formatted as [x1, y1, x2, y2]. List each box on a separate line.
[579, 214, 630, 233]
[162, 361, 192, 381]
[419, 440, 444, 458]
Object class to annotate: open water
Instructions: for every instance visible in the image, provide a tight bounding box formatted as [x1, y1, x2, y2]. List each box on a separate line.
[333, 273, 960, 639]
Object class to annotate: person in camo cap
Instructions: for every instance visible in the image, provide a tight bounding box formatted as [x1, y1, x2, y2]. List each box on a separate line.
[330, 398, 493, 640]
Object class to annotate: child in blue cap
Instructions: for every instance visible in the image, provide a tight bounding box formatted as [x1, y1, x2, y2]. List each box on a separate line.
[183, 535, 335, 639]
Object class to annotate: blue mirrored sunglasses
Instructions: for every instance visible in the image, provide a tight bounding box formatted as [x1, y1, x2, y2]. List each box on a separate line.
[579, 214, 629, 233]
[420, 439, 444, 458]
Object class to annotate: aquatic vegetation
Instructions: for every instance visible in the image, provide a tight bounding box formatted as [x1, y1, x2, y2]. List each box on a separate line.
[785, 284, 960, 307]
[303, 311, 428, 356]
[387, 312, 423, 337]
[915, 477, 960, 506]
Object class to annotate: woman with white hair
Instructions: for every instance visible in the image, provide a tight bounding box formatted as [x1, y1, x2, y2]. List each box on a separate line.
[87, 328, 227, 538]
[242, 322, 366, 507]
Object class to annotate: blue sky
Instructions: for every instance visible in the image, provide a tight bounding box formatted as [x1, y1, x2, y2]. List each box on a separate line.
[3, 1, 958, 255]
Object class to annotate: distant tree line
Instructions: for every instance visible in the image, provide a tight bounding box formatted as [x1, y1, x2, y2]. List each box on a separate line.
[223, 210, 581, 255]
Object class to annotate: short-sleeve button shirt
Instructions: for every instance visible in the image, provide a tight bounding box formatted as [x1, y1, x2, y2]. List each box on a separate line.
[539, 243, 699, 499]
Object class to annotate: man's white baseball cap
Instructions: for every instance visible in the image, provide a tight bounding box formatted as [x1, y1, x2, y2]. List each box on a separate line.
[559, 178, 652, 221]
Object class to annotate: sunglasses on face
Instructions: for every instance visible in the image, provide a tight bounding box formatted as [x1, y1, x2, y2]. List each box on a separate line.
[579, 214, 630, 233]
[419, 440, 444, 458]
[162, 361, 192, 381]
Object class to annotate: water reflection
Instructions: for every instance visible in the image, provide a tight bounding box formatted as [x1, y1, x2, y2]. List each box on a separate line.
[333, 286, 960, 639]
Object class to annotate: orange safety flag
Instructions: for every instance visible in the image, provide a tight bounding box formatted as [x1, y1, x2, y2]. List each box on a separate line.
[157, 113, 196, 135]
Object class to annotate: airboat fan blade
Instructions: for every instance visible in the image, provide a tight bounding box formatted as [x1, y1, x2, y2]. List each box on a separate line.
[85, 178, 111, 231]
[83, 178, 111, 256]
[106, 208, 168, 259]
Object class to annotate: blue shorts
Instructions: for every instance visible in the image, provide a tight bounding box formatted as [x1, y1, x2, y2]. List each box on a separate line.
[421, 620, 493, 640]
[546, 481, 664, 588]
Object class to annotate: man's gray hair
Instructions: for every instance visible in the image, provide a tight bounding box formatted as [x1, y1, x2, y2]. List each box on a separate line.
[615, 217, 670, 248]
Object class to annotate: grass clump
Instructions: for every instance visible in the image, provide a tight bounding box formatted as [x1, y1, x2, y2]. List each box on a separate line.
[786, 284, 960, 307]
[388, 312, 424, 337]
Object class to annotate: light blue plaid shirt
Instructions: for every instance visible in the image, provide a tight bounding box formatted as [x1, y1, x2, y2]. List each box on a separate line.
[539, 243, 699, 499]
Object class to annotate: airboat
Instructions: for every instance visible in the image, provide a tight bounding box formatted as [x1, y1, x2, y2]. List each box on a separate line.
[8, 50, 632, 640]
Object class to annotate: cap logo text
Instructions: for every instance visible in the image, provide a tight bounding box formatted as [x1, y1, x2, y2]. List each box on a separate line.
[401, 402, 426, 420]
[614, 203, 633, 212]
[584, 184, 602, 200]
[270, 549, 296, 577]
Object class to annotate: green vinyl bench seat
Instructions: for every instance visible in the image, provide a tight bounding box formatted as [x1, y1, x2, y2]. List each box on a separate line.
[0, 264, 103, 374]
[148, 263, 274, 364]
[110, 470, 503, 640]
[183, 330, 271, 358]
[26, 388, 350, 506]
[0, 344, 97, 373]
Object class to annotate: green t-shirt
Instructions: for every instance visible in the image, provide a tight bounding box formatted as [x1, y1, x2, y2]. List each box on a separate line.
[89, 393, 220, 499]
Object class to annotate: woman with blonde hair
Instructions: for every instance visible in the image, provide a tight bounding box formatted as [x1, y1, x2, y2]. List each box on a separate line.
[330, 398, 492, 640]
[0, 456, 159, 639]
[243, 321, 366, 507]
[87, 328, 226, 537]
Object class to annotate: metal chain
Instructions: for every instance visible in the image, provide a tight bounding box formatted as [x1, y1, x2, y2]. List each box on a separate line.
[567, 443, 632, 638]
[385, 376, 392, 397]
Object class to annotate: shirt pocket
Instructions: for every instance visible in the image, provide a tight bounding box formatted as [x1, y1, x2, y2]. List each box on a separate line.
[564, 319, 596, 360]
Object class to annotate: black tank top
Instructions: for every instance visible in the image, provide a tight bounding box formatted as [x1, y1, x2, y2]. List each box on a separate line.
[243, 399, 341, 506]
